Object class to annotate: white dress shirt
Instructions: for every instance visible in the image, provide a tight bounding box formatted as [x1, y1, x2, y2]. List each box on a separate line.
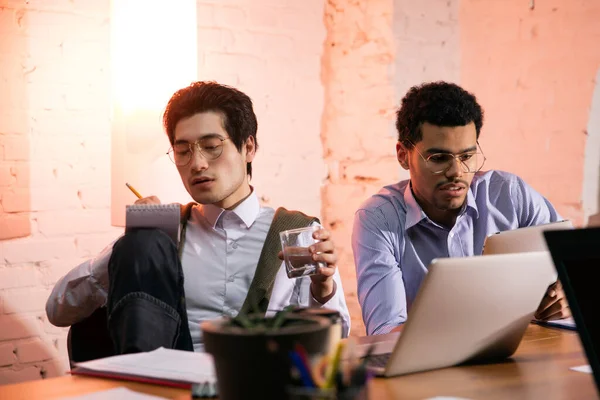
[46, 191, 350, 351]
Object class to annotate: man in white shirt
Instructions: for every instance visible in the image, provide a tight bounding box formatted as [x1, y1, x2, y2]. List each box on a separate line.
[46, 81, 350, 355]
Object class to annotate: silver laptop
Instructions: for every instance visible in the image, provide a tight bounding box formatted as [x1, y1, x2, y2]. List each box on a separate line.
[482, 220, 573, 255]
[364, 251, 557, 377]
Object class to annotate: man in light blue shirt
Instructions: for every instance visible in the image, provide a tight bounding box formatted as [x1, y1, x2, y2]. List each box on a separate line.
[352, 81, 570, 335]
[47, 82, 350, 357]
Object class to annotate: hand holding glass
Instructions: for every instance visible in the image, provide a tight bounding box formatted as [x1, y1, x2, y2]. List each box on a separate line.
[280, 226, 325, 278]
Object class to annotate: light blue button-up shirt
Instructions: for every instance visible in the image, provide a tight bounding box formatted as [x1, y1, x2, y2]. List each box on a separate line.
[352, 170, 561, 335]
[183, 192, 350, 350]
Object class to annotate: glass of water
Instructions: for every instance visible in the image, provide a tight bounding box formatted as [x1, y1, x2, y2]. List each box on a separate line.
[279, 226, 325, 278]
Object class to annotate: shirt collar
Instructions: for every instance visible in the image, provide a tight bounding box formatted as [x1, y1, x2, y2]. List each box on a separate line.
[403, 181, 479, 230]
[197, 189, 261, 229]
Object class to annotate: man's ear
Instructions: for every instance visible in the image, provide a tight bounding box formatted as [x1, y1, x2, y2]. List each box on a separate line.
[244, 136, 256, 163]
[396, 141, 410, 170]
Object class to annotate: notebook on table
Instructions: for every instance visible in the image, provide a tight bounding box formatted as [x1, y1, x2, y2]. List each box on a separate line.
[125, 204, 181, 244]
[71, 347, 217, 395]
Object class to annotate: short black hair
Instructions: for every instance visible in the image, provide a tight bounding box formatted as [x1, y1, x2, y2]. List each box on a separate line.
[396, 81, 484, 148]
[163, 81, 258, 177]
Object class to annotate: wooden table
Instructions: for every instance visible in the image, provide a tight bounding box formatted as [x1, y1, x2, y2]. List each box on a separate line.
[0, 324, 596, 399]
[368, 324, 598, 399]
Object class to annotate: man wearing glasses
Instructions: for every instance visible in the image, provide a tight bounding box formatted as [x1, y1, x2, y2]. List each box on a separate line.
[46, 81, 350, 355]
[352, 81, 569, 335]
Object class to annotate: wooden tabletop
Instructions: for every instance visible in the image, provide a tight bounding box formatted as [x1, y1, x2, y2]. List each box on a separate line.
[0, 324, 597, 400]
[368, 324, 598, 400]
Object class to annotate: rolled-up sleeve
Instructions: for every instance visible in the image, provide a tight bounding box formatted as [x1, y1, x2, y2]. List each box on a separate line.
[308, 268, 351, 338]
[352, 208, 406, 335]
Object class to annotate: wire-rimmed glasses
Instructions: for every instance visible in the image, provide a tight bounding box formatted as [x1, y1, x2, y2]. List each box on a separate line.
[407, 141, 486, 175]
[167, 137, 229, 166]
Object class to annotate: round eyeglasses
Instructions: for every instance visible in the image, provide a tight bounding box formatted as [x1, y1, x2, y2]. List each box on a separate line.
[167, 137, 229, 166]
[407, 141, 486, 175]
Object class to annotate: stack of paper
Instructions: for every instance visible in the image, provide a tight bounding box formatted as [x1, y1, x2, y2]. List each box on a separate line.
[71, 347, 216, 396]
[61, 387, 168, 400]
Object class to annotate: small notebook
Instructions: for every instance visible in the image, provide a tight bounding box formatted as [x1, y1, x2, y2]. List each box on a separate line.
[125, 204, 181, 244]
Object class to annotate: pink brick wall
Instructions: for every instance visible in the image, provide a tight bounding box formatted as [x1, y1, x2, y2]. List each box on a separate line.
[460, 0, 600, 225]
[321, 0, 395, 337]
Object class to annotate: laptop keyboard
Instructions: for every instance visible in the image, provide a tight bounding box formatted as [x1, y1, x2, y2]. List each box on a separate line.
[365, 352, 392, 368]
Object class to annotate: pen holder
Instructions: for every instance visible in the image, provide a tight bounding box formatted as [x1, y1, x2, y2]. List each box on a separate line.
[290, 307, 343, 355]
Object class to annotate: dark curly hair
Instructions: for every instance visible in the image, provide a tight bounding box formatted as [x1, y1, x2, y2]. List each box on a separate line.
[163, 81, 258, 177]
[396, 81, 484, 148]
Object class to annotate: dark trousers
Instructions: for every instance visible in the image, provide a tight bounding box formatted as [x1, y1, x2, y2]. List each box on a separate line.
[106, 228, 193, 354]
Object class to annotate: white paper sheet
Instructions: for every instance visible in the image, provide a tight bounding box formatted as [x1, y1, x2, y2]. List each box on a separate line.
[424, 397, 473, 400]
[60, 387, 168, 400]
[570, 364, 593, 374]
[74, 347, 215, 384]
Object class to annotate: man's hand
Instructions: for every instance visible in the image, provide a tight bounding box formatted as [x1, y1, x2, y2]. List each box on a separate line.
[535, 280, 571, 321]
[134, 196, 161, 205]
[278, 228, 338, 304]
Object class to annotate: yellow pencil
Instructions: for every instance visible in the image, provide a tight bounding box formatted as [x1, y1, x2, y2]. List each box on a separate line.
[125, 183, 143, 199]
[324, 341, 345, 389]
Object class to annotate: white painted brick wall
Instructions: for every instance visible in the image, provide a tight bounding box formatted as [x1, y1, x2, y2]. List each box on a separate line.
[197, 0, 327, 220]
[0, 0, 120, 384]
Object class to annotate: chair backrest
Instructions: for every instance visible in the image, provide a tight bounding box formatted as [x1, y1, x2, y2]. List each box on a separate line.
[67, 307, 115, 368]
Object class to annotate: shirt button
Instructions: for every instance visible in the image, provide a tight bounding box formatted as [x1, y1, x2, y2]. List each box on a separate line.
[231, 241, 238, 249]
[449, 232, 454, 238]
[227, 276, 235, 283]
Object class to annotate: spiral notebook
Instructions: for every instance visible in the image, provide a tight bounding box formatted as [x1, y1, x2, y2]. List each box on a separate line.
[71, 347, 217, 397]
[125, 204, 181, 244]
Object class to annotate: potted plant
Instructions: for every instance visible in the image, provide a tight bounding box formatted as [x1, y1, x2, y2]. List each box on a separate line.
[201, 307, 332, 400]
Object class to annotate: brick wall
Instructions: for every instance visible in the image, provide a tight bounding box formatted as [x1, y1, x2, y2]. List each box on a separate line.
[0, 0, 328, 384]
[321, 0, 396, 336]
[196, 0, 327, 219]
[0, 0, 120, 384]
[2, 0, 600, 386]
[320, 0, 459, 336]
[460, 0, 600, 226]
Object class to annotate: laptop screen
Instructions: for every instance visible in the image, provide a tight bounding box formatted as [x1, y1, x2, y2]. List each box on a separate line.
[544, 228, 600, 391]
[559, 258, 600, 361]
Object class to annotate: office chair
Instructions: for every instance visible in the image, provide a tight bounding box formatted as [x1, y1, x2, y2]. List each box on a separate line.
[67, 307, 115, 368]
